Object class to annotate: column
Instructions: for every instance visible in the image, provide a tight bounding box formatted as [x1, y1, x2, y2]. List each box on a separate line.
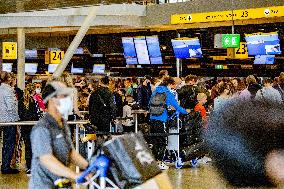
[17, 28, 25, 90]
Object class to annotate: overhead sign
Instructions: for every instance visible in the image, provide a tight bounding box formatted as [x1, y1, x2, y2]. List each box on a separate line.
[2, 42, 17, 59]
[222, 34, 240, 48]
[171, 6, 284, 24]
[50, 51, 64, 64]
[235, 42, 248, 59]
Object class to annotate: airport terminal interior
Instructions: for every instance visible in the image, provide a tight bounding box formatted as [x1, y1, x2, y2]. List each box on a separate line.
[0, 0, 284, 188]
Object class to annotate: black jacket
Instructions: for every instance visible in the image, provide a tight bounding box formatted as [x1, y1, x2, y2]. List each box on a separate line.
[137, 84, 152, 110]
[89, 86, 117, 130]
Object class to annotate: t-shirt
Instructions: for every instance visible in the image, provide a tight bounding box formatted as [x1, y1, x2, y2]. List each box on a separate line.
[29, 113, 73, 189]
[194, 103, 206, 120]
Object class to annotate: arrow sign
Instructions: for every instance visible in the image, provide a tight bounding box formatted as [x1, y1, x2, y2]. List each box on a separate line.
[222, 34, 240, 48]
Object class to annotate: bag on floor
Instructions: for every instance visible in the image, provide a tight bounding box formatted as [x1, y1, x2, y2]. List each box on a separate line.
[102, 132, 161, 189]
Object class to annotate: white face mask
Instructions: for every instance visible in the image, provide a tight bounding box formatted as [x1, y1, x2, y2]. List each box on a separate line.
[35, 88, 41, 94]
[56, 96, 73, 120]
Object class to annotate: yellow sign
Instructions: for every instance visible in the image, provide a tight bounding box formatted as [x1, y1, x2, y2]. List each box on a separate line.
[235, 42, 248, 59]
[171, 6, 284, 24]
[50, 51, 64, 64]
[2, 42, 17, 59]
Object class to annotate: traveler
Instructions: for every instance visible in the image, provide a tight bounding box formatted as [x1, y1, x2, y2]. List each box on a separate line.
[149, 77, 189, 170]
[89, 76, 117, 133]
[239, 75, 262, 100]
[137, 76, 152, 110]
[29, 81, 89, 189]
[274, 72, 284, 102]
[0, 71, 20, 174]
[255, 78, 283, 104]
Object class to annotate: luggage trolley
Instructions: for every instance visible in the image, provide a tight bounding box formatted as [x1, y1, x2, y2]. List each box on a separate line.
[164, 112, 202, 169]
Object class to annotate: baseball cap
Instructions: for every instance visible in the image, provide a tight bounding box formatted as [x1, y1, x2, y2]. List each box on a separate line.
[42, 81, 74, 104]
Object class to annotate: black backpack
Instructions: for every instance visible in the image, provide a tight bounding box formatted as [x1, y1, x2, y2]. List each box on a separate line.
[149, 92, 167, 116]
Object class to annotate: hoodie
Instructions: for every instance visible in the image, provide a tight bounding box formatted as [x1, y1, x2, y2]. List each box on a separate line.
[150, 86, 188, 123]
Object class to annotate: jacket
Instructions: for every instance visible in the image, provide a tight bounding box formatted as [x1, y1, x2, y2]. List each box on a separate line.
[150, 86, 187, 123]
[0, 83, 19, 122]
[137, 84, 152, 110]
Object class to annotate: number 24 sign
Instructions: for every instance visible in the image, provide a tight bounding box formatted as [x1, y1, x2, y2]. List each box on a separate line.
[50, 51, 64, 64]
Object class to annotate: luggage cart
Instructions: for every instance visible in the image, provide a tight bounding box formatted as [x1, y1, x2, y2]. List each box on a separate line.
[164, 112, 200, 169]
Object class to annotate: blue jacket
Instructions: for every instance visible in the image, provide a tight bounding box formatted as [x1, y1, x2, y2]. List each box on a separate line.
[150, 86, 188, 123]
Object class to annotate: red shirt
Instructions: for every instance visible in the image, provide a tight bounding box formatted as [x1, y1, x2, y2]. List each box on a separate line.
[194, 103, 206, 120]
[34, 94, 46, 112]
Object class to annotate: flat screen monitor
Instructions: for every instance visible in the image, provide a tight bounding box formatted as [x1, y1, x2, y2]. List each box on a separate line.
[93, 64, 105, 74]
[245, 32, 281, 56]
[2, 63, 12, 72]
[48, 64, 59, 73]
[71, 64, 84, 74]
[122, 37, 138, 65]
[254, 55, 275, 64]
[146, 36, 163, 64]
[25, 49, 37, 58]
[134, 36, 150, 64]
[75, 47, 84, 54]
[25, 63, 38, 74]
[171, 38, 203, 58]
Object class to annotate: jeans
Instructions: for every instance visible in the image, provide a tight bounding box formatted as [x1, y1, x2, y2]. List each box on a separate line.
[1, 126, 17, 170]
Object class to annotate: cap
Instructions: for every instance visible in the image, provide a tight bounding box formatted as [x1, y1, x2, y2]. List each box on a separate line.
[42, 81, 74, 104]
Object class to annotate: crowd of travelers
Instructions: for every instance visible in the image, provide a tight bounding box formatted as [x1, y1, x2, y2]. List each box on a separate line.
[0, 69, 284, 174]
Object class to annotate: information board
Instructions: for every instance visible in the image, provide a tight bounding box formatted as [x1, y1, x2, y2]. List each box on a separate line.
[146, 36, 163, 64]
[122, 37, 138, 65]
[134, 37, 150, 64]
[50, 51, 64, 64]
[235, 42, 248, 59]
[2, 42, 17, 59]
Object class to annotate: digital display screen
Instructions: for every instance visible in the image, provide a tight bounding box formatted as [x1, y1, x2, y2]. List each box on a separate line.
[71, 64, 84, 74]
[75, 47, 84, 54]
[122, 37, 138, 65]
[134, 37, 150, 64]
[245, 33, 281, 56]
[25, 49, 37, 58]
[254, 55, 275, 64]
[48, 64, 59, 73]
[171, 38, 202, 58]
[146, 36, 163, 64]
[25, 63, 38, 73]
[2, 63, 12, 72]
[93, 64, 105, 74]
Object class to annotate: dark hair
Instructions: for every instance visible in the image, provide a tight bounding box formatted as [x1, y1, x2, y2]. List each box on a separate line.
[279, 72, 284, 85]
[0, 71, 10, 85]
[185, 75, 197, 83]
[160, 77, 175, 86]
[159, 70, 168, 79]
[264, 78, 273, 84]
[204, 99, 284, 187]
[217, 82, 231, 95]
[100, 76, 110, 85]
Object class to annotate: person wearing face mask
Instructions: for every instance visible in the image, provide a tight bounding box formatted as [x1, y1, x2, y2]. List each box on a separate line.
[29, 81, 90, 189]
[33, 83, 46, 113]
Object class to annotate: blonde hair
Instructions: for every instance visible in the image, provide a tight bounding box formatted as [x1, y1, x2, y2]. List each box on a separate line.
[24, 83, 36, 108]
[197, 93, 207, 101]
[246, 75, 257, 85]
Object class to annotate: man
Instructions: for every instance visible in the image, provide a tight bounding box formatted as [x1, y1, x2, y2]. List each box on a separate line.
[204, 99, 284, 188]
[154, 70, 169, 88]
[137, 75, 152, 110]
[89, 76, 116, 133]
[0, 71, 19, 174]
[274, 72, 284, 102]
[177, 75, 199, 110]
[255, 78, 283, 104]
[29, 81, 89, 189]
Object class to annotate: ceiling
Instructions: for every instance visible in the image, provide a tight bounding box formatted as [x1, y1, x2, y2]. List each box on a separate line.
[0, 0, 129, 14]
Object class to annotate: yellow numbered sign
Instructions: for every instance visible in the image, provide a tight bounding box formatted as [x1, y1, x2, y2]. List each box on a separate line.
[235, 42, 248, 59]
[50, 51, 64, 64]
[2, 42, 17, 59]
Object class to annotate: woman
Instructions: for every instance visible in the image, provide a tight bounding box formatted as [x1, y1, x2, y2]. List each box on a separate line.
[0, 71, 19, 174]
[214, 82, 232, 111]
[22, 83, 44, 175]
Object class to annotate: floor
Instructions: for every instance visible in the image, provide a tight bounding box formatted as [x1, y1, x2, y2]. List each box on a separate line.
[0, 163, 275, 189]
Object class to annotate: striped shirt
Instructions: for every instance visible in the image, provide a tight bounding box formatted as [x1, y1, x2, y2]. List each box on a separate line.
[0, 83, 19, 122]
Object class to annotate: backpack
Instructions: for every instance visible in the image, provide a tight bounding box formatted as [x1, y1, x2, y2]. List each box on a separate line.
[149, 92, 167, 116]
[179, 86, 197, 109]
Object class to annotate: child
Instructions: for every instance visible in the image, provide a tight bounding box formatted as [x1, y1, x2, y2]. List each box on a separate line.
[194, 93, 207, 122]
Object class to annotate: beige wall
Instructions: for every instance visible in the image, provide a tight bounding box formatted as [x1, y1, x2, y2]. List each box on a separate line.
[145, 0, 284, 25]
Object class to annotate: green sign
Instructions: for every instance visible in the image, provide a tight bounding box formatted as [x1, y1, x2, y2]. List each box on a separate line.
[222, 34, 240, 48]
[215, 65, 224, 69]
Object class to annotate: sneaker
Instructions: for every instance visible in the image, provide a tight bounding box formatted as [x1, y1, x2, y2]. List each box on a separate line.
[26, 169, 31, 177]
[1, 168, 20, 174]
[197, 156, 212, 164]
[158, 161, 169, 170]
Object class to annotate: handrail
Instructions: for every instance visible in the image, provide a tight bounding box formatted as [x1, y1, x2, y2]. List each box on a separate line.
[0, 120, 89, 127]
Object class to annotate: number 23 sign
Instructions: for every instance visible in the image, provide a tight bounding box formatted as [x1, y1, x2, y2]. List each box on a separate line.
[235, 42, 248, 59]
[50, 51, 64, 64]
